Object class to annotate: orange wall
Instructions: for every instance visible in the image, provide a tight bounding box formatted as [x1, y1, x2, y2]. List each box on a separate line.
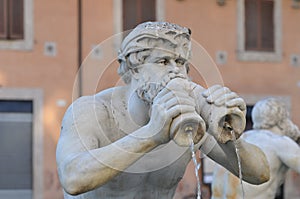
[0, 0, 300, 198]
[164, 1, 300, 197]
[0, 0, 78, 198]
[165, 0, 300, 126]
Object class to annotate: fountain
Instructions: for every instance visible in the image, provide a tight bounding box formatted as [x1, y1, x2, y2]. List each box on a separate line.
[56, 21, 271, 199]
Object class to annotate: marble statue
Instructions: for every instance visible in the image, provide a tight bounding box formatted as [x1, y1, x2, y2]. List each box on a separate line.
[56, 22, 270, 199]
[211, 97, 300, 199]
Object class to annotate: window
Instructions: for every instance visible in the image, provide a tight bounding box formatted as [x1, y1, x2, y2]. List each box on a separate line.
[245, 0, 274, 52]
[113, 0, 164, 53]
[245, 105, 254, 131]
[237, 0, 282, 61]
[122, 0, 156, 31]
[0, 0, 24, 40]
[0, 0, 33, 50]
[0, 89, 43, 199]
[0, 100, 33, 199]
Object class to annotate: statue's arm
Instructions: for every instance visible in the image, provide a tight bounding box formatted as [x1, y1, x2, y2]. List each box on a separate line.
[200, 134, 270, 185]
[190, 83, 269, 184]
[56, 96, 159, 195]
[276, 136, 300, 173]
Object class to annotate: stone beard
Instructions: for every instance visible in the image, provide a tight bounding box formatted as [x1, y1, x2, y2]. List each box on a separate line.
[135, 71, 187, 104]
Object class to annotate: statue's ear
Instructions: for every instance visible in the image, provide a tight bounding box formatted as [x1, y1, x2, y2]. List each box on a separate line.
[127, 53, 140, 79]
[131, 68, 141, 81]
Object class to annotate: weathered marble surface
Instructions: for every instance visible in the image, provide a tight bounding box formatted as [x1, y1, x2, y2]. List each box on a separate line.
[212, 98, 300, 199]
[56, 22, 269, 199]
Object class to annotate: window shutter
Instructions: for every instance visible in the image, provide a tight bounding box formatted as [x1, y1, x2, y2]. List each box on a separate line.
[245, 0, 259, 50]
[261, 0, 274, 50]
[140, 0, 156, 24]
[0, 0, 8, 39]
[123, 0, 139, 31]
[245, 0, 274, 52]
[8, 0, 24, 39]
[123, 0, 156, 31]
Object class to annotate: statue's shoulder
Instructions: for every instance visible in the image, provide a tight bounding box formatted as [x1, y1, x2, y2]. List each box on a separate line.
[242, 129, 292, 148]
[94, 86, 128, 103]
[70, 86, 127, 108]
[65, 87, 127, 119]
[243, 129, 273, 139]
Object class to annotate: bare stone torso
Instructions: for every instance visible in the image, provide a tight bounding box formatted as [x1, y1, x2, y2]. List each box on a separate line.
[63, 87, 193, 199]
[212, 130, 290, 199]
[240, 130, 289, 199]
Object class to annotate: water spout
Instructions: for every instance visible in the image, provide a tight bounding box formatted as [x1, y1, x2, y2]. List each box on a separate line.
[230, 128, 245, 199]
[187, 130, 201, 199]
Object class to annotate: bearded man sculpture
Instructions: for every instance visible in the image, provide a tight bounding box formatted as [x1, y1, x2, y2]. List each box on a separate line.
[56, 22, 270, 199]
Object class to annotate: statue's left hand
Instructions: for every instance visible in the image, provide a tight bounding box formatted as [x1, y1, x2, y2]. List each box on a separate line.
[202, 85, 246, 115]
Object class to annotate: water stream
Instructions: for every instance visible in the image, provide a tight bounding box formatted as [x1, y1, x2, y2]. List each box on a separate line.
[187, 132, 201, 199]
[185, 126, 245, 199]
[231, 130, 245, 199]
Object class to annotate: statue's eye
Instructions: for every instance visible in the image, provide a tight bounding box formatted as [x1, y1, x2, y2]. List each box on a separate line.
[176, 59, 186, 66]
[157, 58, 169, 65]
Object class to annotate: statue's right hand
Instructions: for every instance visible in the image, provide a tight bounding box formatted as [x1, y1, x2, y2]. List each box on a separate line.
[147, 87, 197, 144]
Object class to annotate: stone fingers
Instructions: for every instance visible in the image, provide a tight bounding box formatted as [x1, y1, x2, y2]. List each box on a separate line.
[202, 85, 246, 112]
[202, 85, 223, 98]
[167, 105, 195, 119]
[165, 97, 195, 109]
[204, 86, 231, 104]
[214, 92, 238, 106]
[153, 87, 196, 118]
[225, 98, 247, 112]
[154, 90, 188, 105]
[154, 87, 195, 106]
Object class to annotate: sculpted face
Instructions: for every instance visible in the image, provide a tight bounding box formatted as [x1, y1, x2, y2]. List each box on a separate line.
[118, 21, 192, 85]
[252, 98, 300, 143]
[117, 22, 193, 103]
[134, 48, 189, 103]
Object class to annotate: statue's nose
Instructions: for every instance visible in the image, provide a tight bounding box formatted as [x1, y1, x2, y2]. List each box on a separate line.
[167, 60, 180, 73]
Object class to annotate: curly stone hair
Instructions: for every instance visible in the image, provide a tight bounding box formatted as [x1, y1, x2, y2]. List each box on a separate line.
[252, 98, 300, 144]
[117, 21, 191, 84]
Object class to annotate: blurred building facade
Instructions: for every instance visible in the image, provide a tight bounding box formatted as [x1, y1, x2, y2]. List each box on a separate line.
[0, 0, 299, 199]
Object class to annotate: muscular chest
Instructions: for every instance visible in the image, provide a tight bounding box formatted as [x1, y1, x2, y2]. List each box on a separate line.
[104, 144, 191, 191]
[99, 103, 146, 144]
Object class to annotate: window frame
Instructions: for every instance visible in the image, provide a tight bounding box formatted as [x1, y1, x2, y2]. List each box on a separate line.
[113, 0, 164, 51]
[0, 0, 33, 50]
[0, 88, 43, 199]
[244, 0, 274, 52]
[122, 0, 157, 32]
[237, 0, 282, 62]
